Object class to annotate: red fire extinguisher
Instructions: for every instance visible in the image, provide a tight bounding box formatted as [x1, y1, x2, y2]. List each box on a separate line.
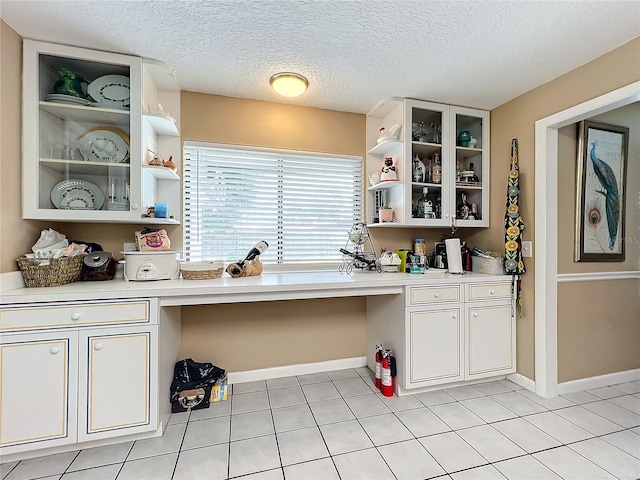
[374, 344, 383, 390]
[381, 348, 395, 397]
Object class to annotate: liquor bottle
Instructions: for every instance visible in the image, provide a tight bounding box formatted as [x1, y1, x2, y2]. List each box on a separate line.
[240, 240, 269, 266]
[435, 196, 442, 218]
[417, 187, 434, 219]
[432, 153, 442, 183]
[456, 192, 471, 219]
[468, 162, 480, 183]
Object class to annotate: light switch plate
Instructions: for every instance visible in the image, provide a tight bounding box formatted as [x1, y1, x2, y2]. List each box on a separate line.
[522, 240, 532, 258]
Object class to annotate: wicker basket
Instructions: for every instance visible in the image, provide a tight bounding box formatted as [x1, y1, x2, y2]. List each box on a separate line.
[17, 255, 84, 287]
[180, 260, 224, 280]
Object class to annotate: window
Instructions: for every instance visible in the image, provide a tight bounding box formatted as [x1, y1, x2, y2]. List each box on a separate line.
[183, 143, 363, 269]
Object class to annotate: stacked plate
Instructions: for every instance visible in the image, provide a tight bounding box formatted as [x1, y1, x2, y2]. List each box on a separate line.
[78, 126, 130, 163]
[45, 93, 89, 106]
[51, 179, 104, 210]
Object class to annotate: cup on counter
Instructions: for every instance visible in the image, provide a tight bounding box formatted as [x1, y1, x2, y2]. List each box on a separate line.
[154, 202, 169, 218]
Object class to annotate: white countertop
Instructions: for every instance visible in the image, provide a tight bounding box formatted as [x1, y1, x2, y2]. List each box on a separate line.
[0, 270, 513, 306]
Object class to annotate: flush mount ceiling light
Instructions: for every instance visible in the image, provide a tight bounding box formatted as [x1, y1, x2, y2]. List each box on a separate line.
[269, 72, 308, 97]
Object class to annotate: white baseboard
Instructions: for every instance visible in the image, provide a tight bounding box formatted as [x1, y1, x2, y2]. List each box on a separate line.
[228, 356, 367, 385]
[557, 368, 640, 395]
[507, 372, 536, 392]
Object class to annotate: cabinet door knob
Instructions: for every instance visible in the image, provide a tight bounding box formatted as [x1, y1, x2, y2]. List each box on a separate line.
[71, 312, 80, 320]
[131, 204, 139, 210]
[473, 312, 479, 318]
[94, 343, 103, 351]
[50, 346, 59, 354]
[434, 292, 440, 298]
[490, 289, 496, 295]
[452, 313, 457, 319]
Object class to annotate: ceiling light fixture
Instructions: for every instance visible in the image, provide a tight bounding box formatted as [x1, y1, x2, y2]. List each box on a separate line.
[269, 72, 308, 97]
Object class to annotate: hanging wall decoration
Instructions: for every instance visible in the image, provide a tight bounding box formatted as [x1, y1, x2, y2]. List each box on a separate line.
[575, 120, 628, 262]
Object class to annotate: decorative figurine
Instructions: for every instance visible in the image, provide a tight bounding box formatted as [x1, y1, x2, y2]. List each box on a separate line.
[52, 66, 86, 98]
[380, 157, 397, 181]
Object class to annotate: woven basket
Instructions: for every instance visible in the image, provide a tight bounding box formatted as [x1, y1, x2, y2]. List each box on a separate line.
[180, 260, 225, 280]
[180, 268, 223, 280]
[17, 255, 84, 287]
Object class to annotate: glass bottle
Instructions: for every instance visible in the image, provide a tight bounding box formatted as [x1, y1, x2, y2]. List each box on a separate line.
[417, 187, 433, 219]
[469, 162, 480, 183]
[432, 153, 442, 184]
[456, 192, 471, 219]
[427, 121, 441, 144]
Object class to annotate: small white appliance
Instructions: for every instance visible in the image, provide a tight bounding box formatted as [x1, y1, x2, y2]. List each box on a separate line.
[122, 250, 180, 281]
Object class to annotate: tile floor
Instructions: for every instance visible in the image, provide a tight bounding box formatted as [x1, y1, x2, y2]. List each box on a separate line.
[2, 369, 639, 480]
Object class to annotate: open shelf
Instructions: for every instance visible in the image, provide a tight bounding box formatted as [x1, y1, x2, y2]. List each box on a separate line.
[143, 113, 179, 136]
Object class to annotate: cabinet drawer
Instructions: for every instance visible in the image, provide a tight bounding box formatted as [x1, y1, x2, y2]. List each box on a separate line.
[467, 282, 512, 301]
[0, 300, 153, 332]
[407, 285, 461, 305]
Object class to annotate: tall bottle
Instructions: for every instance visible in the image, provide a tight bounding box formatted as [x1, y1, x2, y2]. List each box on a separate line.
[417, 187, 434, 219]
[240, 240, 269, 266]
[432, 153, 442, 184]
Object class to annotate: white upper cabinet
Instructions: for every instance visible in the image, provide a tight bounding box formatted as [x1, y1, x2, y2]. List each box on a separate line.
[22, 40, 181, 224]
[365, 98, 489, 228]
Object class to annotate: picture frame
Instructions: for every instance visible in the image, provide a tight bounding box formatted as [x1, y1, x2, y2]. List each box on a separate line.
[575, 120, 629, 262]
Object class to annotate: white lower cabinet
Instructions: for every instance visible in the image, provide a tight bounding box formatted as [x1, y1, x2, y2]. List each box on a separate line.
[366, 277, 515, 394]
[406, 305, 463, 386]
[0, 331, 78, 451]
[78, 325, 158, 442]
[0, 299, 158, 456]
[466, 303, 514, 379]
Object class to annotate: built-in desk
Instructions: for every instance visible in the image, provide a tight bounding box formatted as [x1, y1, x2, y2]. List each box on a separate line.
[0, 270, 515, 461]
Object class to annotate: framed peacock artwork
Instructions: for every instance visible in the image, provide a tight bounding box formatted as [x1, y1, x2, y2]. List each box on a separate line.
[575, 120, 629, 262]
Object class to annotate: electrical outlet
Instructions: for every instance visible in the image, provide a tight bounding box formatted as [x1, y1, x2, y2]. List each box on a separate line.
[522, 240, 532, 258]
[123, 242, 136, 252]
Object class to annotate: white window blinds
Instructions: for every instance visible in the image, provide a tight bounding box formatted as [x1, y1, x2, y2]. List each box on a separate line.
[183, 143, 363, 268]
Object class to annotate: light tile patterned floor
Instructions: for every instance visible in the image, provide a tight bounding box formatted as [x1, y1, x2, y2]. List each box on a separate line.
[2, 370, 639, 480]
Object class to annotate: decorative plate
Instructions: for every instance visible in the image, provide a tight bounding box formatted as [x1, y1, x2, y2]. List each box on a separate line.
[78, 127, 130, 163]
[51, 179, 104, 210]
[87, 75, 130, 107]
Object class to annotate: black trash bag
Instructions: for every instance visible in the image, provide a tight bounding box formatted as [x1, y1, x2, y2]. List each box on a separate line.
[170, 358, 225, 413]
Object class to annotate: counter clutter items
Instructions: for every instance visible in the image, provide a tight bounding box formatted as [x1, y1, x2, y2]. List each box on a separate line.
[226, 240, 269, 278]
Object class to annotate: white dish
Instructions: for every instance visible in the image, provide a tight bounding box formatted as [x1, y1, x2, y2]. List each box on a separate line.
[51, 179, 104, 210]
[88, 75, 130, 107]
[78, 128, 129, 163]
[45, 94, 90, 106]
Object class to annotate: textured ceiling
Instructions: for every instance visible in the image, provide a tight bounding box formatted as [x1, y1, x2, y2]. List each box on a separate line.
[1, 1, 639, 114]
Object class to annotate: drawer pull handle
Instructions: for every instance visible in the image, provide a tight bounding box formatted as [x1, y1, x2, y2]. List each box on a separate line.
[50, 346, 59, 354]
[490, 289, 496, 295]
[71, 312, 80, 321]
[434, 293, 440, 298]
[94, 343, 103, 351]
[473, 312, 479, 318]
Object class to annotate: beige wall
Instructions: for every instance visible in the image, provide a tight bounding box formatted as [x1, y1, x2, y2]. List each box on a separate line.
[180, 92, 372, 369]
[0, 21, 50, 272]
[555, 104, 640, 382]
[485, 37, 640, 380]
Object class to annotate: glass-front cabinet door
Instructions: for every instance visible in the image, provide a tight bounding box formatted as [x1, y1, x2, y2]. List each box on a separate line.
[450, 106, 489, 228]
[22, 40, 142, 222]
[403, 99, 451, 227]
